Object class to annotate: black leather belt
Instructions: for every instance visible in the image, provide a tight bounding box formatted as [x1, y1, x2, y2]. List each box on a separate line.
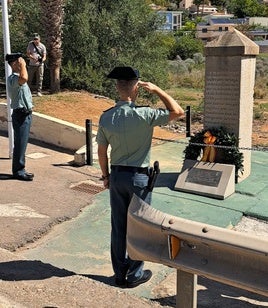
[13, 108, 32, 115]
[111, 165, 148, 174]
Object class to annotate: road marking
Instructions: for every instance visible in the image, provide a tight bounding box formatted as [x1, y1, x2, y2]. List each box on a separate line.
[0, 203, 48, 218]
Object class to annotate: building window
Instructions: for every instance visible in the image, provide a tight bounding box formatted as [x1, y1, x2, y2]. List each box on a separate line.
[202, 28, 208, 33]
[225, 27, 228, 31]
[219, 27, 222, 31]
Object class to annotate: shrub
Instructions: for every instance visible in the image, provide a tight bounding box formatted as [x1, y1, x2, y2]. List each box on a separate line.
[172, 35, 204, 60]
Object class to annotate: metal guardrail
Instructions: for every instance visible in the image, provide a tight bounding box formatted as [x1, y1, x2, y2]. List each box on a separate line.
[127, 194, 268, 308]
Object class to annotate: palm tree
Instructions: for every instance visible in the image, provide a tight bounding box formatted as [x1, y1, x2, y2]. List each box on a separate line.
[39, 0, 64, 93]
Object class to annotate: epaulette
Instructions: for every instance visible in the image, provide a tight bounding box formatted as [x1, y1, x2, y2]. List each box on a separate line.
[136, 105, 149, 108]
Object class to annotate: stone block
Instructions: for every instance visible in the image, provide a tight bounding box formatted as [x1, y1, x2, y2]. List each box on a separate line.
[174, 159, 235, 199]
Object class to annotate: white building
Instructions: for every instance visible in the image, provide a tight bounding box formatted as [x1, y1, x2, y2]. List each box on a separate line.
[249, 17, 268, 27]
[196, 17, 247, 41]
[179, 0, 194, 10]
[157, 11, 183, 31]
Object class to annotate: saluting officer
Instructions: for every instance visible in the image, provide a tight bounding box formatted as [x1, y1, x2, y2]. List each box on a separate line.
[96, 66, 184, 288]
[6, 53, 34, 181]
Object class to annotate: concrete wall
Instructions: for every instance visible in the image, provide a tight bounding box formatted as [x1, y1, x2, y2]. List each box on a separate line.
[0, 103, 97, 152]
[249, 17, 268, 27]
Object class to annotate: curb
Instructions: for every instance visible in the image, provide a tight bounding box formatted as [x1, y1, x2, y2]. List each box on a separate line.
[0, 102, 97, 164]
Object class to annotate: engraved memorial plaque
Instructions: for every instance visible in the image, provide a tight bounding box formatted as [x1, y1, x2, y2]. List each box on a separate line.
[186, 169, 222, 187]
[174, 160, 235, 200]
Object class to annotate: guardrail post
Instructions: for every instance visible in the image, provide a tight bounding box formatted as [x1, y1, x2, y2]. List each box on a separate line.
[176, 270, 197, 308]
[85, 119, 93, 165]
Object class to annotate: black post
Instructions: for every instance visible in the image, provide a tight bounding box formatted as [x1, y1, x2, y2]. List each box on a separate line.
[85, 119, 93, 165]
[186, 106, 191, 138]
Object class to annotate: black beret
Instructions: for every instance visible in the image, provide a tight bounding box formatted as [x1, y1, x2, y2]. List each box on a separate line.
[107, 66, 140, 80]
[5, 53, 22, 62]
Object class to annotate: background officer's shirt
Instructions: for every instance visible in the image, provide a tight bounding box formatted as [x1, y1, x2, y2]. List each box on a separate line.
[96, 101, 169, 167]
[7, 73, 33, 110]
[27, 41, 46, 66]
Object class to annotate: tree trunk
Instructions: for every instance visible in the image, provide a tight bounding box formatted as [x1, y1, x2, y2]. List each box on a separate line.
[39, 0, 64, 93]
[50, 66, 61, 93]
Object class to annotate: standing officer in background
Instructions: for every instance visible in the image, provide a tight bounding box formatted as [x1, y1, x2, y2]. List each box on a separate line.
[26, 33, 46, 97]
[6, 53, 34, 181]
[96, 66, 184, 288]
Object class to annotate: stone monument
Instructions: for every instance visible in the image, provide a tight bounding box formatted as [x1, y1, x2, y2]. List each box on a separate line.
[203, 29, 259, 181]
[175, 29, 259, 198]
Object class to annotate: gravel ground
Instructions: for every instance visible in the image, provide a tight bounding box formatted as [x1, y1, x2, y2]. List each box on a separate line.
[234, 216, 268, 238]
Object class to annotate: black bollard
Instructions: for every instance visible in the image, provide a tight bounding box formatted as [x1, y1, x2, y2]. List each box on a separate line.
[85, 119, 93, 165]
[186, 106, 191, 138]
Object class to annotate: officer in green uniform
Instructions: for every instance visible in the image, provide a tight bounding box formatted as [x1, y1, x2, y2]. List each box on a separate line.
[6, 53, 34, 181]
[96, 66, 184, 288]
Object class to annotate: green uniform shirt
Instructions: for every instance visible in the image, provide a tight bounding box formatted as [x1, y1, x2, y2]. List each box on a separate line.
[96, 101, 170, 167]
[7, 73, 33, 110]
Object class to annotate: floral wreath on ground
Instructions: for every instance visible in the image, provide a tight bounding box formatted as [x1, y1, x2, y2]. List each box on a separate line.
[183, 126, 244, 182]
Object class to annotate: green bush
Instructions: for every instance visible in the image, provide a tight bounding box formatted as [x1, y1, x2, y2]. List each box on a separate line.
[254, 56, 268, 99]
[169, 66, 205, 89]
[170, 35, 204, 60]
[193, 52, 205, 65]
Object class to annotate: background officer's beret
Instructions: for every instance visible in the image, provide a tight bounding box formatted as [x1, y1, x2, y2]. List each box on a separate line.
[107, 66, 140, 80]
[5, 53, 22, 62]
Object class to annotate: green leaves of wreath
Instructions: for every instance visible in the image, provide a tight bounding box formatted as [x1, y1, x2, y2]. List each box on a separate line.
[183, 126, 244, 180]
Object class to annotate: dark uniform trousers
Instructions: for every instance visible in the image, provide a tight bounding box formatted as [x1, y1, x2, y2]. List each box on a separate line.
[109, 165, 152, 282]
[12, 108, 32, 176]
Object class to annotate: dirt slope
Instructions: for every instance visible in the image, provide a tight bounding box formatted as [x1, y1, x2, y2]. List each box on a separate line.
[33, 90, 268, 147]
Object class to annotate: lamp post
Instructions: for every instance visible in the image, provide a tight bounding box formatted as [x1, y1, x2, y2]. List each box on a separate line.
[1, 0, 14, 158]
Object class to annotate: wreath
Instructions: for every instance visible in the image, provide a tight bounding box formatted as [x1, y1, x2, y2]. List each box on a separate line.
[183, 126, 244, 182]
